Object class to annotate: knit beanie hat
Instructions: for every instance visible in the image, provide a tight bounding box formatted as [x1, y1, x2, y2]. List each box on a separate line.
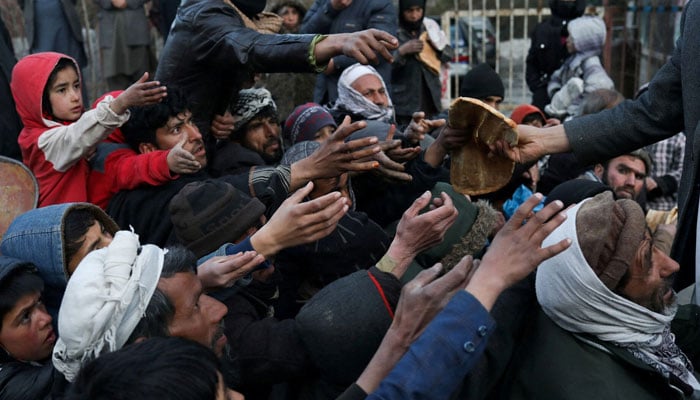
[459, 63, 504, 100]
[283, 103, 336, 144]
[169, 180, 266, 258]
[575, 191, 646, 290]
[295, 268, 401, 385]
[53, 231, 164, 382]
[231, 88, 277, 134]
[399, 0, 425, 12]
[544, 179, 612, 208]
[510, 104, 546, 125]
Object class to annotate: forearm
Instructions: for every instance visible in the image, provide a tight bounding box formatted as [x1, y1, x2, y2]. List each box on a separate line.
[367, 291, 495, 398]
[356, 328, 411, 394]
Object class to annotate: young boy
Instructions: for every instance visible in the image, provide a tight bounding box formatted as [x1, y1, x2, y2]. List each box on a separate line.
[0, 257, 57, 398]
[11, 52, 167, 206]
[544, 15, 614, 119]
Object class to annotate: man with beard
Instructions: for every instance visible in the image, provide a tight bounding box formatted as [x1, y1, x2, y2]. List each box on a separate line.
[107, 87, 384, 247]
[478, 191, 699, 399]
[210, 88, 283, 177]
[155, 0, 398, 156]
[587, 149, 651, 208]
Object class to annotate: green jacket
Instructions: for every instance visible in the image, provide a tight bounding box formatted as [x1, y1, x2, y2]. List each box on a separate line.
[501, 309, 700, 400]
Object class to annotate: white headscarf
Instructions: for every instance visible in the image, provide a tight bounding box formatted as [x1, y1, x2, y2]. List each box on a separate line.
[52, 230, 164, 382]
[334, 64, 394, 123]
[536, 200, 700, 390]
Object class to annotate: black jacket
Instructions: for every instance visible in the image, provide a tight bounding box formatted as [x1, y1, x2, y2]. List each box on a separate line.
[155, 0, 316, 140]
[391, 24, 453, 123]
[525, 0, 586, 110]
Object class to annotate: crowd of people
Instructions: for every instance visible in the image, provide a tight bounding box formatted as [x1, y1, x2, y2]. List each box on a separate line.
[0, 0, 698, 399]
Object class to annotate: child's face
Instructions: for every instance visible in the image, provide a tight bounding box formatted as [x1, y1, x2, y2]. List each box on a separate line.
[0, 291, 55, 362]
[48, 66, 83, 121]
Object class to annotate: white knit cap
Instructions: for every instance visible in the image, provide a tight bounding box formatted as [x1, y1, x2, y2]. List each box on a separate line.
[52, 230, 164, 382]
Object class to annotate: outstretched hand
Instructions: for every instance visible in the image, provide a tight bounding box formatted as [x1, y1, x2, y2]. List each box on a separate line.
[252, 182, 349, 256]
[466, 193, 571, 310]
[293, 116, 381, 184]
[167, 135, 201, 174]
[316, 29, 398, 67]
[110, 72, 167, 114]
[211, 111, 235, 141]
[488, 124, 571, 165]
[385, 190, 459, 278]
[197, 251, 265, 290]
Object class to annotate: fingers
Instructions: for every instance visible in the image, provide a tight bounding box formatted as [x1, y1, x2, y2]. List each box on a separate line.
[368, 29, 398, 62]
[406, 263, 443, 289]
[374, 150, 405, 171]
[376, 166, 413, 182]
[386, 124, 396, 141]
[404, 190, 432, 218]
[506, 193, 545, 229]
[332, 118, 369, 142]
[429, 256, 472, 294]
[136, 71, 149, 83]
[286, 181, 315, 205]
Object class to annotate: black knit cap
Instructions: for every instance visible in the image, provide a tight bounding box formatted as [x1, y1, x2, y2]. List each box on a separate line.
[399, 0, 425, 12]
[459, 63, 505, 100]
[169, 180, 266, 258]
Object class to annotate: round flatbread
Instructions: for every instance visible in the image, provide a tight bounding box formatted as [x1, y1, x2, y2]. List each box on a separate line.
[448, 97, 518, 195]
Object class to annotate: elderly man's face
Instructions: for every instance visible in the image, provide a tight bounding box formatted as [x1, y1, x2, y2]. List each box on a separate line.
[157, 272, 229, 357]
[351, 75, 389, 108]
[599, 155, 647, 200]
[617, 230, 679, 313]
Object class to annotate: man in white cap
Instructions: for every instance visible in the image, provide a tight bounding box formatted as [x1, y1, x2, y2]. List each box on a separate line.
[496, 192, 699, 399]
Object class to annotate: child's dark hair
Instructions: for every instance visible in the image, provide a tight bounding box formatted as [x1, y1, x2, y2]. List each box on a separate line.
[63, 209, 97, 267]
[42, 58, 79, 118]
[522, 112, 545, 126]
[0, 266, 44, 332]
[121, 87, 190, 152]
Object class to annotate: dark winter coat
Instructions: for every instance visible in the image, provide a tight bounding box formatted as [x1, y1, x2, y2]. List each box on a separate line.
[525, 0, 586, 109]
[155, 0, 316, 140]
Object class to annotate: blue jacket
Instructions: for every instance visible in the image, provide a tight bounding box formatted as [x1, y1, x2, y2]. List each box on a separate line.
[0, 203, 118, 323]
[300, 0, 397, 104]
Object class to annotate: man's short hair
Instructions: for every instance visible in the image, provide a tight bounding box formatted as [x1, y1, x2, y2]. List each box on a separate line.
[126, 246, 197, 343]
[66, 337, 220, 400]
[121, 87, 190, 151]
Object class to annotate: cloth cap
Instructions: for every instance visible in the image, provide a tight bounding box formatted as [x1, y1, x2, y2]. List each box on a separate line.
[52, 231, 164, 382]
[575, 191, 647, 290]
[281, 140, 321, 165]
[231, 88, 277, 133]
[169, 180, 266, 258]
[459, 63, 504, 100]
[510, 104, 546, 125]
[283, 103, 336, 144]
[628, 149, 653, 176]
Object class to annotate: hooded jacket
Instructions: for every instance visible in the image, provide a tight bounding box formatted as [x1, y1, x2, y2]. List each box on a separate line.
[0, 203, 119, 324]
[0, 256, 57, 400]
[525, 0, 586, 109]
[11, 52, 129, 206]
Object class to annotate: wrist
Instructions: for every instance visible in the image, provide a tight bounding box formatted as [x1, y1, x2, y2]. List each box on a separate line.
[464, 267, 508, 311]
[289, 159, 316, 191]
[250, 230, 281, 258]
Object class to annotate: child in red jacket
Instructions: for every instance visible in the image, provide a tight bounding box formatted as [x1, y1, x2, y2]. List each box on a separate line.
[11, 52, 167, 206]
